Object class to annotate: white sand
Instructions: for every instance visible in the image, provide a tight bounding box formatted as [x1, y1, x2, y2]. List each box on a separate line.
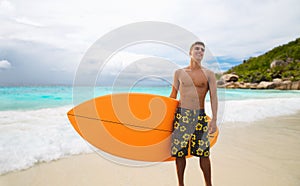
[1, 113, 300, 186]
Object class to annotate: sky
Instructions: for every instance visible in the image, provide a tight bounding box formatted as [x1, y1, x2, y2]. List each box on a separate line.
[0, 0, 299, 86]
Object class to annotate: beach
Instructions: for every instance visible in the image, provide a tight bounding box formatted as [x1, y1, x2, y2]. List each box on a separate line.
[1, 112, 299, 186]
[1, 0, 299, 184]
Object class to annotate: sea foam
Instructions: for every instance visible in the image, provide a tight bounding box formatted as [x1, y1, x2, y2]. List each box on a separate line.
[206, 97, 300, 124]
[0, 106, 93, 175]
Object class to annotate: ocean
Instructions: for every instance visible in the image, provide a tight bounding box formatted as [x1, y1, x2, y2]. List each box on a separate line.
[1, 86, 300, 175]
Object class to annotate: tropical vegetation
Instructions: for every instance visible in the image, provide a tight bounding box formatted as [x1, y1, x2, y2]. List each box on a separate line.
[226, 38, 300, 82]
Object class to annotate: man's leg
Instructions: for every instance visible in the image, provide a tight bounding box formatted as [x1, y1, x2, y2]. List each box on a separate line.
[199, 157, 212, 186]
[176, 157, 186, 186]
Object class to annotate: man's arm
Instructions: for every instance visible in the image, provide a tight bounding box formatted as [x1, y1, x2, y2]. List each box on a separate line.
[208, 70, 218, 133]
[169, 70, 179, 99]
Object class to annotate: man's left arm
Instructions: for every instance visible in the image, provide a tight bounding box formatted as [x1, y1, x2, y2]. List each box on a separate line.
[208, 70, 218, 134]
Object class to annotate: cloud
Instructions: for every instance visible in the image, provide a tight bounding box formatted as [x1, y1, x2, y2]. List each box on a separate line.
[100, 56, 179, 86]
[0, 0, 299, 85]
[2, 1, 299, 57]
[0, 0, 15, 15]
[184, 0, 300, 58]
[0, 39, 79, 85]
[0, 59, 11, 70]
[14, 17, 44, 27]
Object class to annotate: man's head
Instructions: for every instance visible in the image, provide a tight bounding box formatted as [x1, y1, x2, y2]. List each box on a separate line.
[189, 41, 205, 61]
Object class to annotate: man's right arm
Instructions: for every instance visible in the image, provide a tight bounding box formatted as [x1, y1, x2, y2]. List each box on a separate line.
[169, 70, 179, 99]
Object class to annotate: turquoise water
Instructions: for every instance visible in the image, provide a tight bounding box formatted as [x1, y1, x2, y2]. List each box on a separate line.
[0, 86, 73, 111]
[0, 86, 300, 111]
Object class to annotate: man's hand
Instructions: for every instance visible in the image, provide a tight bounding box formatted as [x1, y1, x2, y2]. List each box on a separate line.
[208, 119, 217, 134]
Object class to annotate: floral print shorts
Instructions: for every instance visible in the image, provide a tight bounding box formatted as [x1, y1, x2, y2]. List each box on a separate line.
[171, 107, 210, 158]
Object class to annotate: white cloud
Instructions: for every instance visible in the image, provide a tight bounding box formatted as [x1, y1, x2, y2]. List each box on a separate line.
[0, 0, 15, 15]
[0, 0, 299, 85]
[1, 0, 299, 57]
[99, 54, 178, 86]
[14, 17, 44, 27]
[0, 60, 11, 70]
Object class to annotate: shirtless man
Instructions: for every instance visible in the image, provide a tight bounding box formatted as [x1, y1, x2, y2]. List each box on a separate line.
[169, 41, 218, 186]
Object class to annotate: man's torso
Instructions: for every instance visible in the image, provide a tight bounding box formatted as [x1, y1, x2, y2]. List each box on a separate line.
[177, 67, 209, 109]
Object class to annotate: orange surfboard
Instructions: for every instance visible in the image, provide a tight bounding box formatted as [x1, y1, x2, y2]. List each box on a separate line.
[67, 93, 219, 162]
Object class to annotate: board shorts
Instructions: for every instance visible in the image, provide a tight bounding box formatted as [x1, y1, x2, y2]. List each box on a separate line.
[171, 107, 210, 158]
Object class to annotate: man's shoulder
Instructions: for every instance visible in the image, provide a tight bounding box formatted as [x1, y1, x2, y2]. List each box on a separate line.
[175, 68, 186, 73]
[202, 67, 214, 75]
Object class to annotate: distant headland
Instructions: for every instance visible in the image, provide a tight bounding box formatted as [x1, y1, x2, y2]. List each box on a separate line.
[217, 38, 300, 90]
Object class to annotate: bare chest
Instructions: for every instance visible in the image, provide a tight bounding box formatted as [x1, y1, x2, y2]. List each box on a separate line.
[179, 69, 208, 88]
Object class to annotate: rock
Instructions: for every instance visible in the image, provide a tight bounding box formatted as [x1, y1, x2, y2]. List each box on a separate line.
[217, 73, 239, 88]
[236, 82, 247, 89]
[257, 81, 276, 89]
[275, 80, 292, 90]
[244, 83, 258, 89]
[273, 78, 283, 83]
[225, 83, 235, 89]
[217, 80, 225, 86]
[216, 80, 226, 88]
[222, 82, 232, 88]
[270, 60, 286, 68]
[286, 58, 294, 64]
[273, 78, 283, 88]
[283, 80, 292, 89]
[222, 82, 246, 89]
[218, 79, 299, 90]
[291, 81, 300, 90]
[220, 74, 239, 82]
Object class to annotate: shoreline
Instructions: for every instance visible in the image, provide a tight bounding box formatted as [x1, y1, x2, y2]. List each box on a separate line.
[1, 112, 300, 186]
[217, 83, 300, 90]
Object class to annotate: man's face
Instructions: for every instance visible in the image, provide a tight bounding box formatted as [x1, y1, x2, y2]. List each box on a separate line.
[190, 44, 205, 61]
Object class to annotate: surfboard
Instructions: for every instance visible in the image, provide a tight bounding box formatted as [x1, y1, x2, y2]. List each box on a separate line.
[67, 93, 219, 162]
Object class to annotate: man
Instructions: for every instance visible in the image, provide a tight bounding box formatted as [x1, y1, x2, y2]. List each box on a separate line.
[169, 41, 218, 186]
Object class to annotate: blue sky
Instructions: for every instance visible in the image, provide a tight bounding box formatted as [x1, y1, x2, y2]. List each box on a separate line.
[0, 0, 299, 86]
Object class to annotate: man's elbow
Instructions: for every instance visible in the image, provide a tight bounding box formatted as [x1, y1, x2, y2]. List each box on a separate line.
[169, 91, 177, 99]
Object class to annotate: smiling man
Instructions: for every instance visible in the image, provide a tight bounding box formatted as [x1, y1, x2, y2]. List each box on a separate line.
[169, 41, 218, 186]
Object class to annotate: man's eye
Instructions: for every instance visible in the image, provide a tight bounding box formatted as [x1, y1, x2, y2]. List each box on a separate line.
[195, 47, 205, 52]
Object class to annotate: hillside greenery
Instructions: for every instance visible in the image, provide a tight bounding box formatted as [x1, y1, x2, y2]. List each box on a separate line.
[226, 38, 300, 83]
